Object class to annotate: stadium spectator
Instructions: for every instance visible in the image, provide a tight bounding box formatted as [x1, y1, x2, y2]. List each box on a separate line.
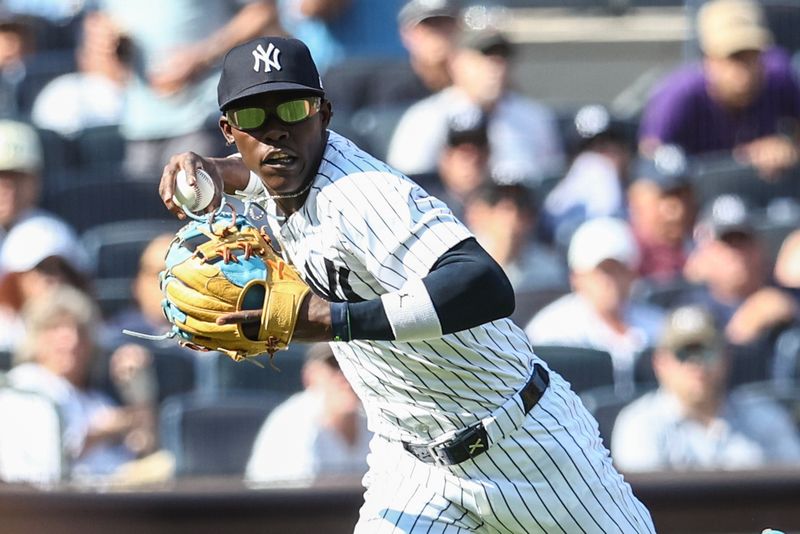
[683, 194, 798, 345]
[245, 343, 371, 486]
[638, 0, 800, 181]
[30, 11, 128, 137]
[0, 212, 90, 353]
[413, 110, 490, 220]
[90, 0, 282, 179]
[276, 0, 405, 75]
[627, 144, 697, 283]
[0, 120, 52, 241]
[612, 304, 800, 472]
[7, 286, 156, 480]
[541, 104, 633, 248]
[525, 217, 663, 393]
[463, 182, 567, 294]
[387, 26, 564, 183]
[323, 0, 459, 116]
[0, 11, 35, 116]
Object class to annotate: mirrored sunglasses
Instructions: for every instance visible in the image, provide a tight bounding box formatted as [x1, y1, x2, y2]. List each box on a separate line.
[225, 97, 321, 130]
[675, 343, 720, 364]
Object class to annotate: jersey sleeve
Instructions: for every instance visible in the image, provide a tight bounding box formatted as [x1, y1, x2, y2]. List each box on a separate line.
[321, 171, 472, 291]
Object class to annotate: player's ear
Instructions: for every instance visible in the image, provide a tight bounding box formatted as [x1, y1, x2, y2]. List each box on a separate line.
[319, 99, 333, 129]
[219, 115, 236, 146]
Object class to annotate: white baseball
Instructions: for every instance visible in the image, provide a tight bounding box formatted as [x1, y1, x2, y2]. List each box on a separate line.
[173, 168, 215, 213]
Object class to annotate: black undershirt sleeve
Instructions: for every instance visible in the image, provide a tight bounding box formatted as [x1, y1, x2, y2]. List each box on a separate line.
[347, 238, 515, 340]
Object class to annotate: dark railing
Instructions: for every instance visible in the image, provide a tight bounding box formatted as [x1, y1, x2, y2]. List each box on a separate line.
[2, 469, 800, 534]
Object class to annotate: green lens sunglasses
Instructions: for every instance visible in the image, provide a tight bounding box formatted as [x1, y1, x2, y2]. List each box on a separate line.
[226, 97, 322, 130]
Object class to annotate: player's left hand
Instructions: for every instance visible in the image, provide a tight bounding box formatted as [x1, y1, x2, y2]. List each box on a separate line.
[217, 291, 333, 343]
[161, 212, 313, 360]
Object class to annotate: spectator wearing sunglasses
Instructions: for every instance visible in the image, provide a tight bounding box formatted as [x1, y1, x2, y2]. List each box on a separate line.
[611, 304, 800, 472]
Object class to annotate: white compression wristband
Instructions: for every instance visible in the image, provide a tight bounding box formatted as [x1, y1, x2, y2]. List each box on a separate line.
[226, 153, 263, 199]
[234, 171, 264, 198]
[380, 278, 442, 341]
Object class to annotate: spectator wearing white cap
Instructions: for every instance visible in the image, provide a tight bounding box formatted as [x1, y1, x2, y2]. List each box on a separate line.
[0, 119, 60, 243]
[0, 215, 90, 352]
[525, 217, 664, 392]
[612, 304, 800, 472]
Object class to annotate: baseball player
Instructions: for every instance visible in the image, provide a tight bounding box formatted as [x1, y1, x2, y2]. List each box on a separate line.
[159, 36, 655, 533]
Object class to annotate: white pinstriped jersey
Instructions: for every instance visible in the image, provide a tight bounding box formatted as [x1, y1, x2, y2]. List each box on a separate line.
[261, 131, 539, 443]
[249, 131, 655, 533]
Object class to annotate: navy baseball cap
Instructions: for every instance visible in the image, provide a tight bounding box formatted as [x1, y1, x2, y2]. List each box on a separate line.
[696, 193, 756, 241]
[217, 37, 324, 111]
[633, 144, 692, 192]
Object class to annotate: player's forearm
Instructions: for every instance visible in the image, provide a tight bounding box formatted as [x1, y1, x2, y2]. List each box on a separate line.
[333, 238, 516, 342]
[208, 154, 253, 195]
[294, 293, 333, 342]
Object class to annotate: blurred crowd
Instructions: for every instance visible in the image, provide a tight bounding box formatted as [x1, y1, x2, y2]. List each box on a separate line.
[1, 0, 800, 488]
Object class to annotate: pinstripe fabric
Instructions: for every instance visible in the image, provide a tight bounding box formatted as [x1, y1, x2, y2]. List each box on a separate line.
[254, 131, 653, 533]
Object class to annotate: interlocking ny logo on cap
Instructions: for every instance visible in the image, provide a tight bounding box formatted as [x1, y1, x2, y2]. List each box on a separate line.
[252, 43, 282, 73]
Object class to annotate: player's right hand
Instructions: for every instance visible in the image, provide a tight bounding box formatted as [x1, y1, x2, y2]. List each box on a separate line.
[159, 152, 225, 220]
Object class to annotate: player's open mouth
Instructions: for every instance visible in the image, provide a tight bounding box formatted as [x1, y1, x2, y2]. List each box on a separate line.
[262, 152, 298, 168]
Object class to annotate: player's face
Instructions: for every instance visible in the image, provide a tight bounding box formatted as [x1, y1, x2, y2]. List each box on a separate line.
[220, 92, 332, 196]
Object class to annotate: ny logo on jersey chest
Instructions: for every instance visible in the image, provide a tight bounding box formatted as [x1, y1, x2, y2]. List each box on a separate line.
[252, 43, 281, 73]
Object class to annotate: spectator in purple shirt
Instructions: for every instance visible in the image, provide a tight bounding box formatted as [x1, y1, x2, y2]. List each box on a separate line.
[639, 0, 800, 181]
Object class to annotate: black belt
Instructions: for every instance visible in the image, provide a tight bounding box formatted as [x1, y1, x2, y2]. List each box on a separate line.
[402, 364, 549, 466]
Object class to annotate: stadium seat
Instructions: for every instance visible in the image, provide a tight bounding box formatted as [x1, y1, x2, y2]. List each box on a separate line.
[81, 218, 182, 279]
[211, 343, 308, 395]
[689, 154, 800, 209]
[347, 105, 410, 161]
[80, 218, 182, 317]
[510, 287, 570, 330]
[632, 347, 657, 388]
[531, 345, 615, 393]
[159, 391, 286, 477]
[41, 181, 175, 233]
[580, 385, 649, 450]
[0, 350, 12, 373]
[74, 124, 126, 172]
